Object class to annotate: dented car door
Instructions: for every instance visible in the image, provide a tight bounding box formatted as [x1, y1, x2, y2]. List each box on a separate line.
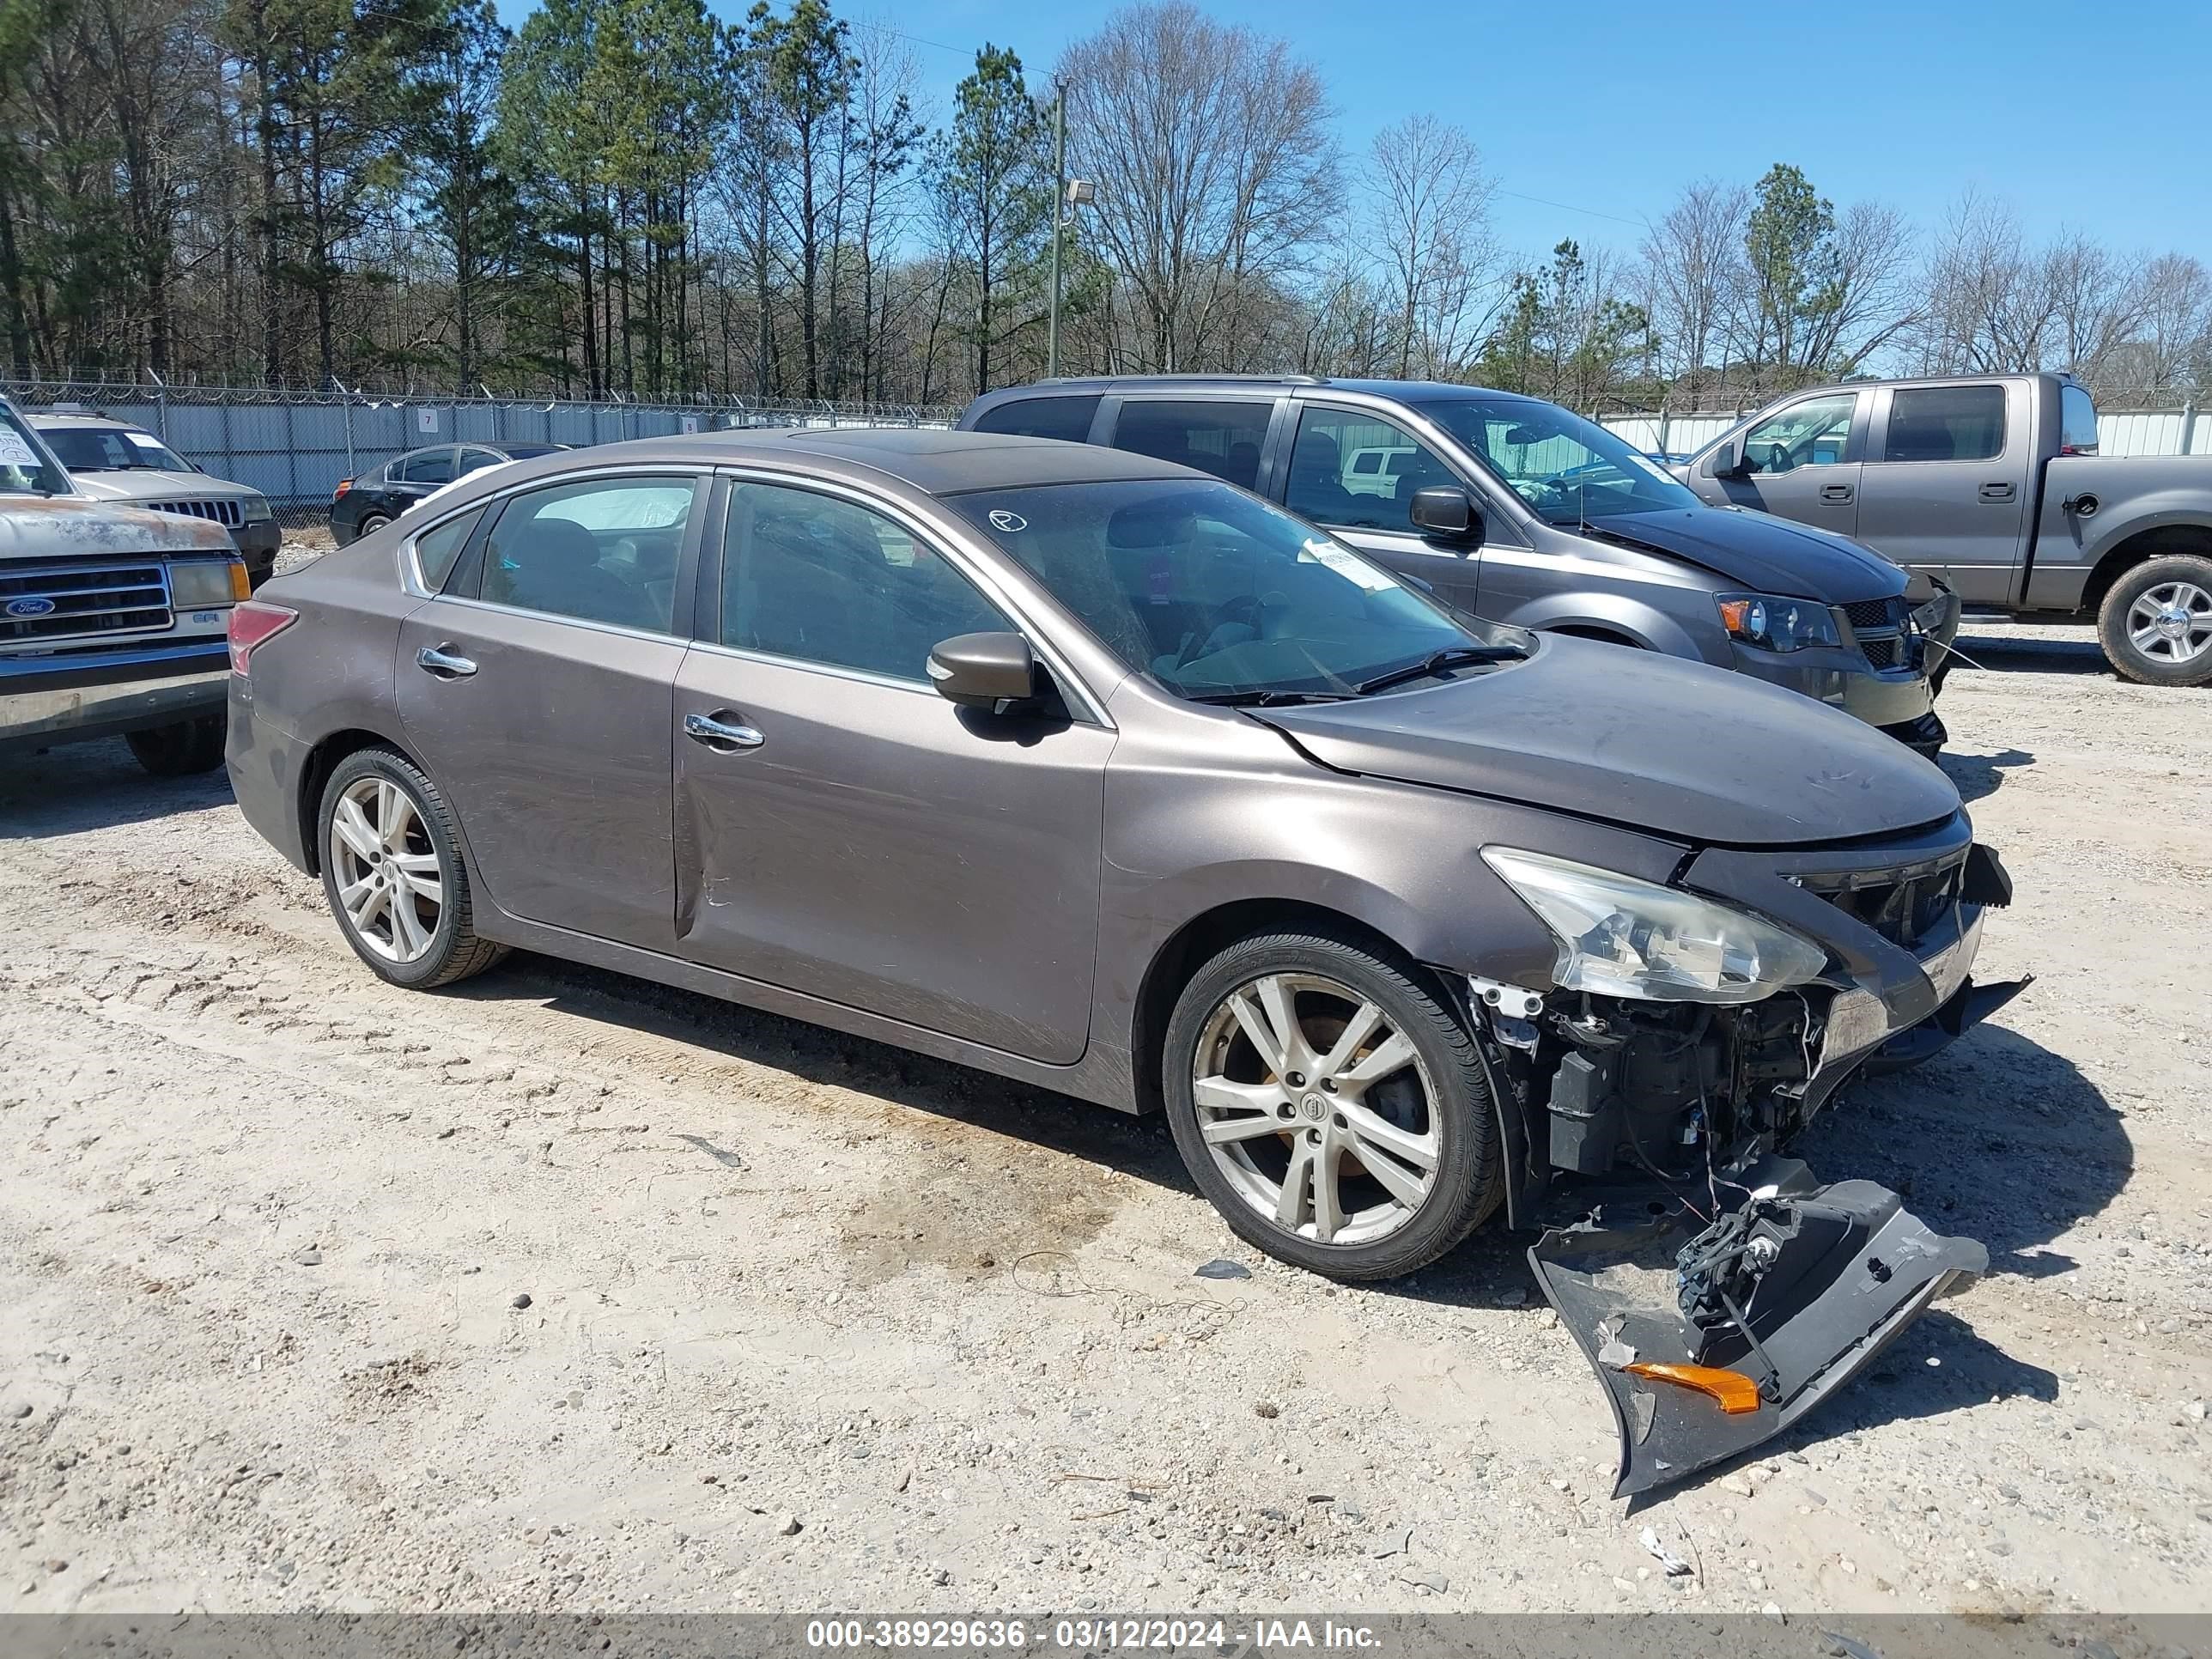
[669, 473, 1114, 1064]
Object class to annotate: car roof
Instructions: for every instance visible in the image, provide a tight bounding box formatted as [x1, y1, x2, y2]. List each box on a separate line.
[446, 428, 1205, 503]
[980, 375, 1537, 405]
[27, 412, 152, 431]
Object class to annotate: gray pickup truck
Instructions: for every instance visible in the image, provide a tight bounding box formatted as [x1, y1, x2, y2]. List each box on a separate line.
[1681, 373, 2212, 685]
[2, 396, 247, 775]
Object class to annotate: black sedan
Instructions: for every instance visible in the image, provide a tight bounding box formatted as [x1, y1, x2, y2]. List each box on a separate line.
[330, 441, 569, 545]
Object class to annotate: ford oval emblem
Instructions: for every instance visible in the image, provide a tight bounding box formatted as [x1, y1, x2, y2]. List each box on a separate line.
[4, 596, 56, 618]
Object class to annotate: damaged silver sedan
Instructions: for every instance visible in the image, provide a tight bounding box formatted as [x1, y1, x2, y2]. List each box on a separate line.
[223, 429, 2027, 1496]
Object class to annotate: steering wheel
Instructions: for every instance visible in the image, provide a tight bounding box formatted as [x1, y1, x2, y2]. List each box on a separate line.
[1171, 593, 1267, 669]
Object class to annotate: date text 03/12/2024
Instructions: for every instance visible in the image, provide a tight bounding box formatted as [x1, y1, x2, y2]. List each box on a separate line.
[804, 1620, 1383, 1650]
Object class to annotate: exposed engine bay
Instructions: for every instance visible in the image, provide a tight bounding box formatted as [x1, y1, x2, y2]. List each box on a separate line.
[1467, 842, 2027, 1496]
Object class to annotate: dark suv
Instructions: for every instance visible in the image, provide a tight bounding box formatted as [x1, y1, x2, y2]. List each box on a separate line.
[959, 377, 1961, 756]
[331, 441, 570, 545]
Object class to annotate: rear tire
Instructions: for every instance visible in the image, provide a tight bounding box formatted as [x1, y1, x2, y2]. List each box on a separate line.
[317, 747, 506, 989]
[356, 513, 392, 540]
[126, 714, 227, 776]
[1162, 929, 1500, 1281]
[2097, 554, 2212, 686]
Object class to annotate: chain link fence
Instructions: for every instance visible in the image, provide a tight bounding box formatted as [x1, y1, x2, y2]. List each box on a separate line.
[2, 378, 961, 529]
[7, 375, 2205, 531]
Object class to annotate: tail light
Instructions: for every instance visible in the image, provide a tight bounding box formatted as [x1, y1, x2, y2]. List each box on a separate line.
[228, 600, 298, 675]
[334, 477, 353, 501]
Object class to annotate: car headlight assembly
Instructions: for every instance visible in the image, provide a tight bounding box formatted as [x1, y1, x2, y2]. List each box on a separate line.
[1715, 592, 1839, 653]
[1481, 847, 1828, 1005]
[169, 558, 250, 608]
[241, 494, 274, 523]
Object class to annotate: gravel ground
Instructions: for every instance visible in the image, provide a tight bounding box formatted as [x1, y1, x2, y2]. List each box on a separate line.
[0, 623, 2207, 1619]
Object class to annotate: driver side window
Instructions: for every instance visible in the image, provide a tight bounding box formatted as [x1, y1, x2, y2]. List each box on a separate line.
[1740, 393, 1856, 475]
[1284, 408, 1460, 532]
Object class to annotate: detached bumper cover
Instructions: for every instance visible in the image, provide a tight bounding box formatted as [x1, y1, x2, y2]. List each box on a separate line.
[1534, 1155, 1986, 1497]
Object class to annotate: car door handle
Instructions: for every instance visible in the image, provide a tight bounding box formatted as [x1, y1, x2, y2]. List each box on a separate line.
[1820, 483, 1854, 503]
[416, 644, 477, 678]
[1979, 482, 2015, 502]
[684, 710, 764, 751]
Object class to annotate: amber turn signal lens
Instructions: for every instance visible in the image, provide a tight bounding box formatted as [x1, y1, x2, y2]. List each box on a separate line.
[1715, 599, 1753, 635]
[228, 560, 252, 602]
[1623, 1361, 1762, 1414]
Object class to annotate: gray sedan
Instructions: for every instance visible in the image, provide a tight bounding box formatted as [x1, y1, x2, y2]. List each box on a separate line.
[227, 429, 2022, 1491]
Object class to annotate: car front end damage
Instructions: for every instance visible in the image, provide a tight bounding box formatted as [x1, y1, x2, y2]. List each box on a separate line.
[1469, 811, 2026, 1495]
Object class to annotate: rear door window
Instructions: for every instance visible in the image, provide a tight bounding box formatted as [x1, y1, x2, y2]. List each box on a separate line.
[1108, 400, 1273, 489]
[399, 448, 457, 485]
[478, 475, 696, 633]
[970, 394, 1102, 444]
[1882, 386, 2006, 463]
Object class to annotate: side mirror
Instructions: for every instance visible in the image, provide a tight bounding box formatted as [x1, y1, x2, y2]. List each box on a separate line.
[927, 630, 1038, 709]
[1709, 437, 1747, 479]
[1408, 486, 1479, 539]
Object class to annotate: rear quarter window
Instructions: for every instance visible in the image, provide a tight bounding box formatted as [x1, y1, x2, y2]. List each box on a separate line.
[2060, 385, 2099, 455]
[969, 395, 1102, 444]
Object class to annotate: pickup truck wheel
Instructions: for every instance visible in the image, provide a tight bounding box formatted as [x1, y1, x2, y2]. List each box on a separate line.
[125, 714, 227, 776]
[1163, 931, 1501, 1281]
[2099, 555, 2212, 686]
[317, 749, 507, 989]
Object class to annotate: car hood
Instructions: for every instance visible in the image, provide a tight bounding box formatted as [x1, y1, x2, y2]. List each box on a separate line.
[1578, 507, 1903, 604]
[0, 495, 236, 557]
[69, 469, 250, 501]
[1255, 635, 1959, 847]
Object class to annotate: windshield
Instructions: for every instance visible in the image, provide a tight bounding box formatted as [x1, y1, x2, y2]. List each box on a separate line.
[41, 425, 190, 473]
[0, 406, 70, 495]
[946, 478, 1523, 701]
[1425, 398, 1700, 526]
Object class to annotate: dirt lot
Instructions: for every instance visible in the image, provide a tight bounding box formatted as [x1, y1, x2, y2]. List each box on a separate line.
[2, 623, 2208, 1619]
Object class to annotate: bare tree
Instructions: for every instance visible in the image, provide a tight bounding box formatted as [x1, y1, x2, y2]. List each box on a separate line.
[1056, 0, 1340, 374]
[1639, 179, 1747, 405]
[1364, 114, 1495, 378]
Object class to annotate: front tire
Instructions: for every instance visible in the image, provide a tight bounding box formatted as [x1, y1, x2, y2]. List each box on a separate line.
[1162, 930, 1501, 1280]
[317, 748, 506, 989]
[126, 714, 227, 775]
[2098, 554, 2212, 686]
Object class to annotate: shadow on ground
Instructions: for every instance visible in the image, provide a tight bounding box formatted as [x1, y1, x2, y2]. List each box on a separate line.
[0, 736, 234, 838]
[1940, 745, 2035, 803]
[1952, 629, 2112, 676]
[453, 950, 1196, 1196]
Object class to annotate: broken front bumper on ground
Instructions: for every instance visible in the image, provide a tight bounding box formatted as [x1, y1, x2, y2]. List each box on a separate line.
[1475, 816, 2027, 1496]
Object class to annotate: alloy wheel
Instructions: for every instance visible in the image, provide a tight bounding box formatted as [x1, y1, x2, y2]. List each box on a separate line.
[1190, 972, 1441, 1247]
[329, 775, 445, 963]
[2126, 580, 2212, 665]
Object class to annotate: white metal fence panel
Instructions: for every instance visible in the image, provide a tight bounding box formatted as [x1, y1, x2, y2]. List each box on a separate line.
[1600, 406, 2207, 459]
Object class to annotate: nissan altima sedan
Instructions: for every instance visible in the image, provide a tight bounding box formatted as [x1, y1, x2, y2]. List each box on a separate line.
[226, 428, 2026, 1492]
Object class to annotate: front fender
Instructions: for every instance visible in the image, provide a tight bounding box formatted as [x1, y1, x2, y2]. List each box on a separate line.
[1498, 590, 1715, 665]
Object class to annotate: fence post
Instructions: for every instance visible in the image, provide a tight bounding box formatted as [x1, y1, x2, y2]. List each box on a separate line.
[2181, 401, 2197, 457]
[1657, 404, 1670, 455]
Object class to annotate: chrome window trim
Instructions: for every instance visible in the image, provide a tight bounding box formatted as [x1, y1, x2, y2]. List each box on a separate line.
[712, 464, 1116, 729]
[420, 592, 686, 648]
[686, 636, 954, 700]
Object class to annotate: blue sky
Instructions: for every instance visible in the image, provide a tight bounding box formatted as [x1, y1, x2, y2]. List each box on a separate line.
[501, 0, 2211, 264]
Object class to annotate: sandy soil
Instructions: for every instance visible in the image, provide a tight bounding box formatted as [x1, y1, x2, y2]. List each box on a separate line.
[1, 623, 2206, 1618]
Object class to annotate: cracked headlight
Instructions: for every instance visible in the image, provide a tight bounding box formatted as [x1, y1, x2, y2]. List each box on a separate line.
[240, 493, 274, 523]
[1716, 591, 1839, 653]
[1482, 847, 1828, 1005]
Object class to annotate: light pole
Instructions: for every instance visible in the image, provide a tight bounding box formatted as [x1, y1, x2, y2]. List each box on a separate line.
[1048, 81, 1067, 379]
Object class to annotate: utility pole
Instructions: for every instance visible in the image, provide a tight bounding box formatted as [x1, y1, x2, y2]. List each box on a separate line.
[1048, 79, 1067, 379]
